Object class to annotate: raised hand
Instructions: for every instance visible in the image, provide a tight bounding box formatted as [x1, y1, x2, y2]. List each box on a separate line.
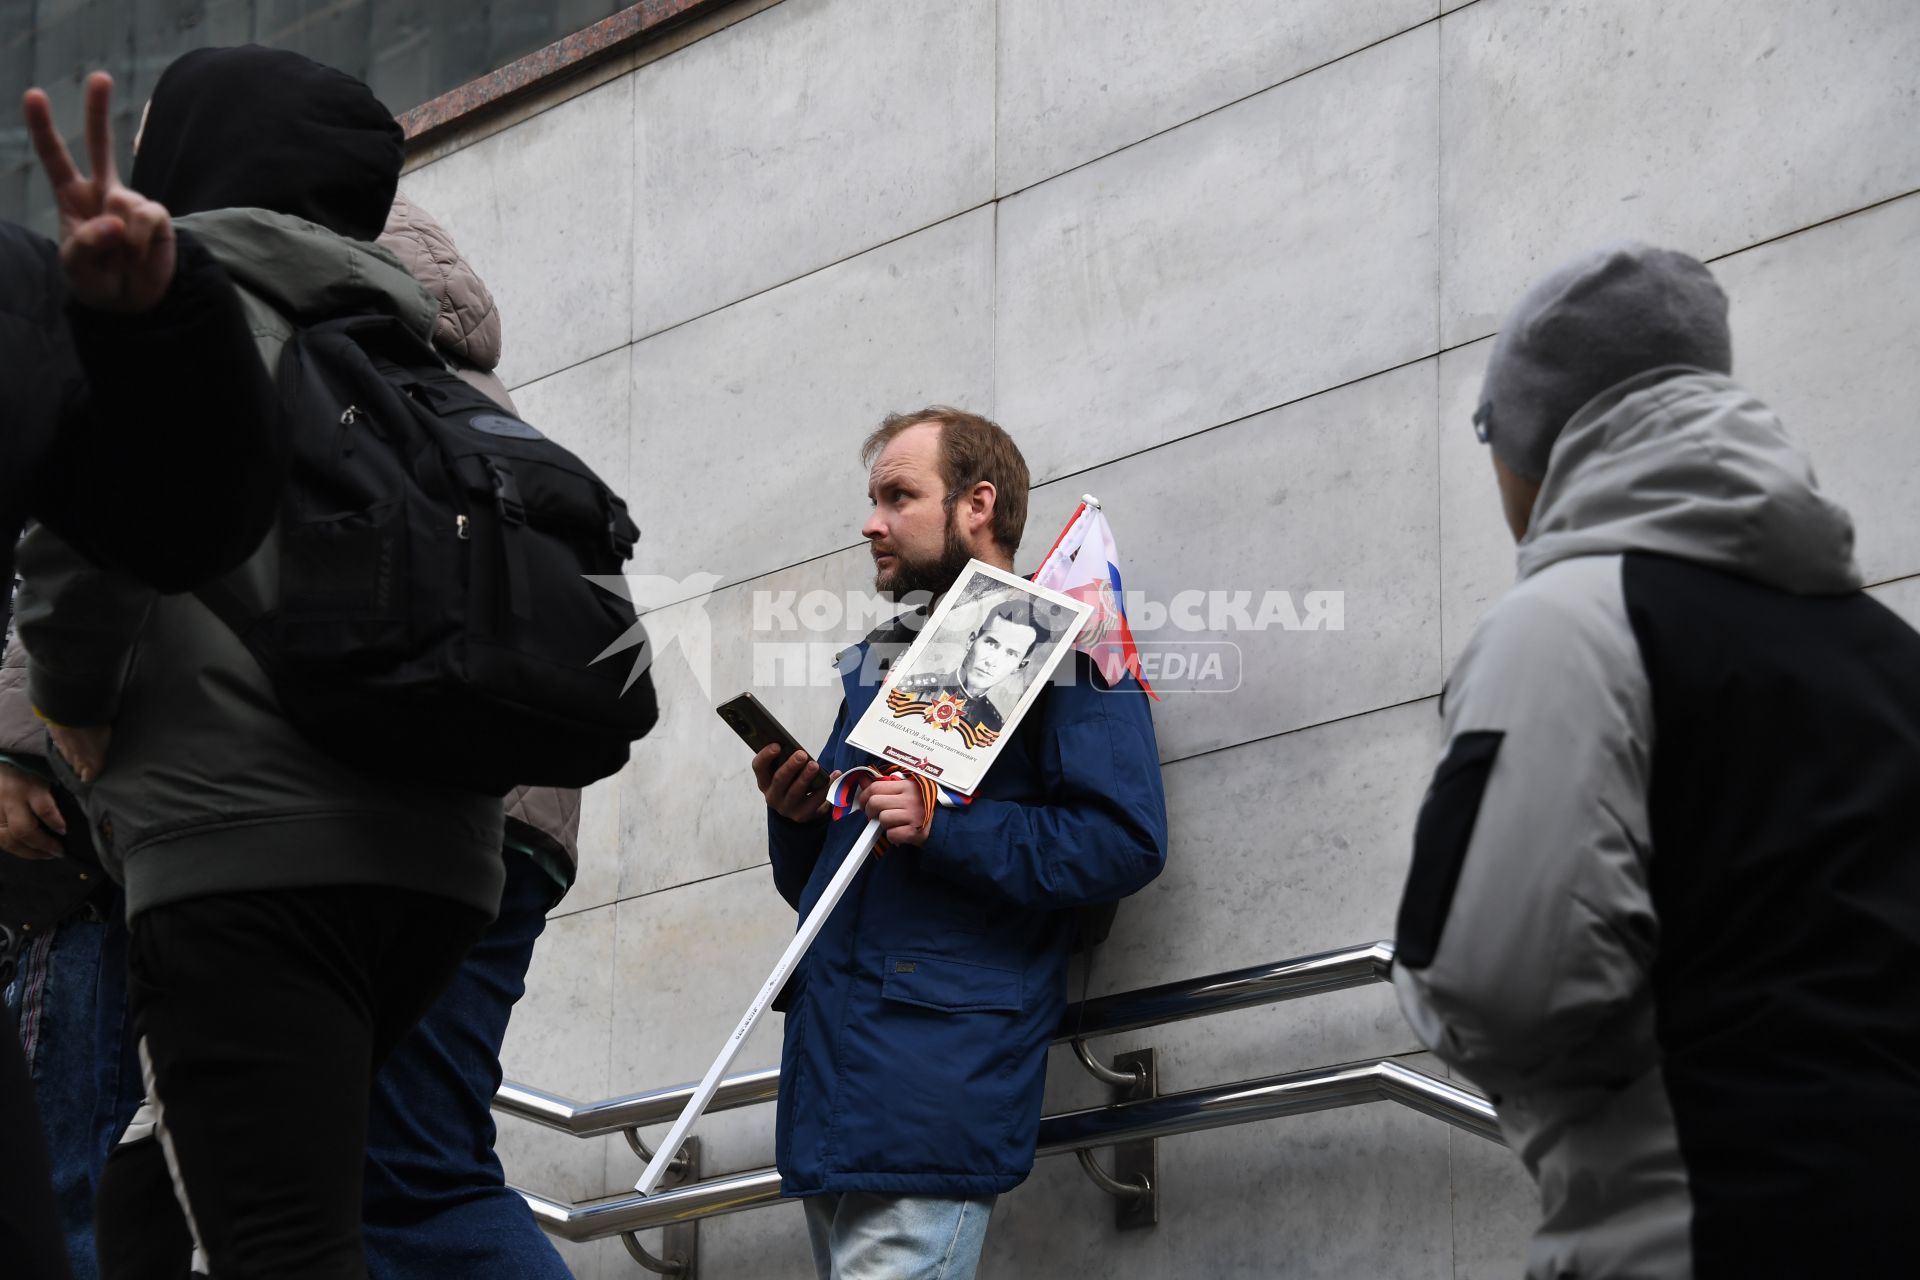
[23, 71, 177, 312]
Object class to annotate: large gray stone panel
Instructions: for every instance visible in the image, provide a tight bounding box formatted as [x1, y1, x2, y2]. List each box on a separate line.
[557, 765, 625, 918]
[548, 1236, 618, 1280]
[1033, 360, 1443, 761]
[629, 0, 994, 338]
[609, 869, 800, 1182]
[496, 903, 617, 1219]
[695, 1198, 816, 1280]
[618, 546, 868, 900]
[997, 25, 1441, 486]
[1078, 700, 1442, 1091]
[509, 343, 633, 511]
[1440, 0, 1920, 345]
[1033, 703, 1443, 1144]
[996, 0, 1436, 194]
[627, 208, 994, 590]
[399, 75, 634, 389]
[1714, 193, 1920, 587]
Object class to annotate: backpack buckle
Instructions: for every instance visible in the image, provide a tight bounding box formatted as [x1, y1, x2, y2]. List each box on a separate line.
[605, 492, 638, 559]
[486, 461, 527, 526]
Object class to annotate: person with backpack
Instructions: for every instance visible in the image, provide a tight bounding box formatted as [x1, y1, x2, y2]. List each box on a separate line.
[1391, 243, 1920, 1277]
[11, 48, 540, 1277]
[2, 71, 284, 1280]
[0, 184, 606, 1278]
[753, 407, 1168, 1280]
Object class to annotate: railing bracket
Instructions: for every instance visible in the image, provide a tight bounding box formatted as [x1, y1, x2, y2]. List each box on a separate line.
[625, 1126, 691, 1176]
[621, 1136, 700, 1276]
[1073, 1047, 1158, 1230]
[1072, 1038, 1147, 1089]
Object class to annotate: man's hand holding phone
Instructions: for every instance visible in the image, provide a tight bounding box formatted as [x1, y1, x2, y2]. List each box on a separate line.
[752, 745, 837, 823]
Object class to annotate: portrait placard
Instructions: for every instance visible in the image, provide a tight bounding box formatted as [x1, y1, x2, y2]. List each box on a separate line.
[846, 560, 1091, 795]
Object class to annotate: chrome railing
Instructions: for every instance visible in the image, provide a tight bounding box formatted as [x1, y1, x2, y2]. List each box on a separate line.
[515, 1056, 1499, 1242]
[494, 939, 1399, 1138]
[495, 939, 1498, 1246]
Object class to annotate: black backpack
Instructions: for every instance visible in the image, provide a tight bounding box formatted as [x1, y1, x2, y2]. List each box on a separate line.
[200, 313, 659, 794]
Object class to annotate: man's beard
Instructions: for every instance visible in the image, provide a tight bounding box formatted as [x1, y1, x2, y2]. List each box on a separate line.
[875, 514, 974, 602]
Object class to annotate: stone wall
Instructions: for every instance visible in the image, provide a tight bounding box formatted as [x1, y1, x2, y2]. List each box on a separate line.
[401, 1, 1920, 1274]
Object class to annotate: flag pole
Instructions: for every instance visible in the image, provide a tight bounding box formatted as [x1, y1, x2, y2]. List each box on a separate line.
[635, 815, 886, 1194]
[1032, 494, 1101, 584]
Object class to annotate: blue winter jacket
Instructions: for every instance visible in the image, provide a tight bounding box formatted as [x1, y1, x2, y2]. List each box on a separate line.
[768, 620, 1170, 1197]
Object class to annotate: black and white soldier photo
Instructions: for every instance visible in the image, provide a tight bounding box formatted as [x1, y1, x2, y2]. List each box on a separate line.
[847, 561, 1090, 793]
[889, 589, 1065, 749]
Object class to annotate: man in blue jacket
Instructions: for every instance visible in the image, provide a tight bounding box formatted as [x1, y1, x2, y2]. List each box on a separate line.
[752, 406, 1170, 1280]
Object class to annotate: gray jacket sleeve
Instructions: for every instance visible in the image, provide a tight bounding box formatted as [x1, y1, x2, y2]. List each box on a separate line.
[1392, 554, 1658, 1098]
[13, 523, 157, 726]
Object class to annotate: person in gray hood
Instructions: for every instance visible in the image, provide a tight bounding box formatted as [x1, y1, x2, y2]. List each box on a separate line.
[1393, 242, 1920, 1278]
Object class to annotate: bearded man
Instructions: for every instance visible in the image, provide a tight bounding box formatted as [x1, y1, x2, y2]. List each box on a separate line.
[749, 406, 1169, 1280]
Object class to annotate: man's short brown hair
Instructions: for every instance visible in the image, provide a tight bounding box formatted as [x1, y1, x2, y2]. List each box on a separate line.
[862, 407, 1030, 556]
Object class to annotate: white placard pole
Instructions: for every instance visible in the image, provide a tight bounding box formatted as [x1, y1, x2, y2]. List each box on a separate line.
[635, 815, 886, 1194]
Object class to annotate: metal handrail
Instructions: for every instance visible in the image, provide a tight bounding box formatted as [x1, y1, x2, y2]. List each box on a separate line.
[495, 1070, 781, 1141]
[493, 940, 1400, 1137]
[515, 1056, 1499, 1243]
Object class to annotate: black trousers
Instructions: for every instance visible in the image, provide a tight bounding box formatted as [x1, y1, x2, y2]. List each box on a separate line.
[95, 886, 488, 1280]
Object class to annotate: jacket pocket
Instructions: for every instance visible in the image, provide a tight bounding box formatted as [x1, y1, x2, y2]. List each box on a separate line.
[1396, 730, 1504, 970]
[881, 954, 1023, 1014]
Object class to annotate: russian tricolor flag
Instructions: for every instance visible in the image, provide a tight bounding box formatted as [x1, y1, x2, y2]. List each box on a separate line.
[1031, 497, 1158, 699]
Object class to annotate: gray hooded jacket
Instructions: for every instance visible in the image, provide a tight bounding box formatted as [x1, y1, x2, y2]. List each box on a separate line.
[1392, 364, 1920, 1278]
[13, 208, 505, 922]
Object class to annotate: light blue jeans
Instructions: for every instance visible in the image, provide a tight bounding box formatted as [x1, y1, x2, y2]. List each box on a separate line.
[803, 1191, 997, 1280]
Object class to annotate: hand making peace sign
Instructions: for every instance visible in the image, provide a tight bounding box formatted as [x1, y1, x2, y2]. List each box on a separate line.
[22, 71, 177, 313]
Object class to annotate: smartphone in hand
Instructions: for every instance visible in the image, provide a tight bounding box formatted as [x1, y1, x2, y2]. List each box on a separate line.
[717, 693, 808, 762]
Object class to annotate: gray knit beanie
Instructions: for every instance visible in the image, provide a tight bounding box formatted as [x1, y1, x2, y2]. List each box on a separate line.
[1478, 242, 1733, 481]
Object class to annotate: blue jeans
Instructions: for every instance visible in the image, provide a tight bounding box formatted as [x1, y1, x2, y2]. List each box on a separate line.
[3, 897, 140, 1280]
[803, 1192, 997, 1280]
[361, 849, 572, 1279]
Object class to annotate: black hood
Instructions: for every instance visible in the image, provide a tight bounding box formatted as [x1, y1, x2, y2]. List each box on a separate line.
[130, 45, 402, 241]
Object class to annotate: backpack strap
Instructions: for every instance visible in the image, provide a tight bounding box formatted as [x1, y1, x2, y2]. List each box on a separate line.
[485, 459, 535, 620]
